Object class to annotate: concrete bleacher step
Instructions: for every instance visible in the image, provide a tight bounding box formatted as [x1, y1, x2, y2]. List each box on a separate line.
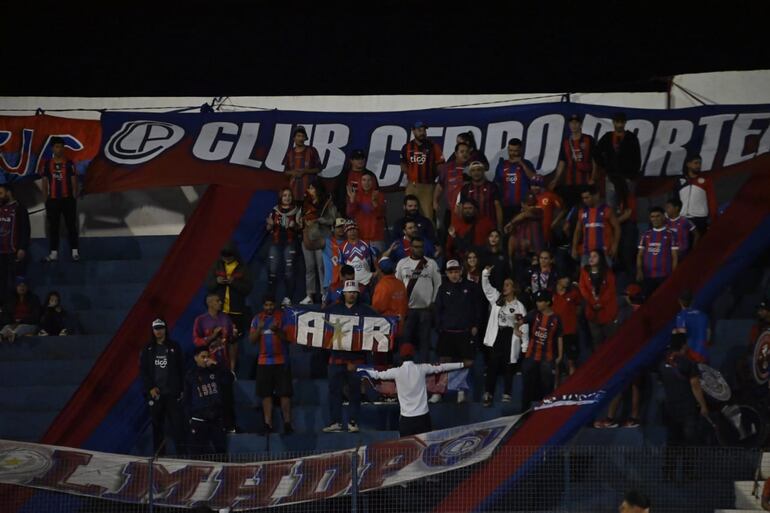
[0, 411, 59, 441]
[28, 259, 160, 286]
[0, 359, 96, 386]
[73, 308, 130, 334]
[1, 335, 110, 361]
[734, 481, 762, 510]
[52, 283, 146, 309]
[1, 385, 79, 411]
[27, 236, 176, 261]
[226, 430, 401, 454]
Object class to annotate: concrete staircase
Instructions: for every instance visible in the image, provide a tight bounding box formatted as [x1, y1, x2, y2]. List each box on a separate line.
[0, 236, 175, 442]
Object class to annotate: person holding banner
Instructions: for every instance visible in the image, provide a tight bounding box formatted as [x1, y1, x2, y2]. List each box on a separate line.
[283, 125, 321, 203]
[40, 136, 80, 262]
[322, 280, 377, 433]
[358, 343, 468, 436]
[401, 121, 444, 221]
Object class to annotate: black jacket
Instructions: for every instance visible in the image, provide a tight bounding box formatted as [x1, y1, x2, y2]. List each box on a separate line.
[435, 278, 483, 332]
[139, 338, 185, 399]
[206, 258, 253, 315]
[185, 363, 230, 421]
[596, 130, 642, 180]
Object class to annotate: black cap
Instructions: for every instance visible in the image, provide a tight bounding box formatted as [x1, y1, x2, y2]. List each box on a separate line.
[534, 290, 553, 303]
[293, 125, 308, 137]
[612, 112, 627, 122]
[351, 149, 366, 160]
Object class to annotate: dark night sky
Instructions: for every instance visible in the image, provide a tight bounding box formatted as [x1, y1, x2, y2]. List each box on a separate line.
[2, 3, 769, 97]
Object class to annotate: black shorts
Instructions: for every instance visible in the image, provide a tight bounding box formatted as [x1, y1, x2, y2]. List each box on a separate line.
[437, 331, 475, 360]
[563, 334, 579, 361]
[256, 365, 293, 398]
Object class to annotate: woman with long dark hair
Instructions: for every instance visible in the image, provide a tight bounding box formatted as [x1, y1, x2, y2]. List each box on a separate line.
[266, 188, 302, 306]
[578, 249, 619, 350]
[463, 250, 481, 283]
[301, 181, 338, 304]
[38, 291, 73, 336]
[479, 229, 510, 290]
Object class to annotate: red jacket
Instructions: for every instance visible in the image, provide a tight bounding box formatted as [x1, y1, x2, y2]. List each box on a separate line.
[447, 216, 494, 260]
[348, 189, 386, 241]
[372, 274, 408, 335]
[578, 267, 618, 325]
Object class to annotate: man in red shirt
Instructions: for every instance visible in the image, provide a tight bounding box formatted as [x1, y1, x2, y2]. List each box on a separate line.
[434, 141, 470, 232]
[40, 137, 80, 262]
[572, 185, 620, 265]
[519, 290, 563, 410]
[401, 121, 444, 220]
[459, 161, 503, 232]
[530, 175, 564, 247]
[552, 275, 580, 375]
[447, 199, 494, 261]
[551, 114, 598, 209]
[283, 126, 321, 203]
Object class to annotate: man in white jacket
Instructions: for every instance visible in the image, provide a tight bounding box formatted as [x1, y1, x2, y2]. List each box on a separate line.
[358, 343, 468, 436]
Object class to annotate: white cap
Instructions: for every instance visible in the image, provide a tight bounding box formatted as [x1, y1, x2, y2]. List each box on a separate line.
[342, 280, 360, 293]
[446, 260, 462, 271]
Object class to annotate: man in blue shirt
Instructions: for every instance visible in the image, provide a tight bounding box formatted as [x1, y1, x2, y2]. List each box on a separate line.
[673, 290, 710, 363]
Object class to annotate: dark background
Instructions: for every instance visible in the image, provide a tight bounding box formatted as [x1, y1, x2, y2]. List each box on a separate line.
[2, 3, 769, 97]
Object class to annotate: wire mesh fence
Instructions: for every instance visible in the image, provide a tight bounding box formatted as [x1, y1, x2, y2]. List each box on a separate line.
[0, 445, 764, 513]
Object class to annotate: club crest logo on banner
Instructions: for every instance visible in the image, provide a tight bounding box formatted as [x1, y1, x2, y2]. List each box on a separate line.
[752, 329, 770, 384]
[105, 120, 186, 164]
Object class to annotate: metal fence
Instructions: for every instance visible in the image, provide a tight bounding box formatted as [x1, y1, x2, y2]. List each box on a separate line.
[0, 445, 764, 513]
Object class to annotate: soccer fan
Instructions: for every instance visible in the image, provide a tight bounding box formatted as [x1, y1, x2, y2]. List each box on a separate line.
[460, 161, 503, 230]
[615, 186, 639, 277]
[448, 131, 489, 169]
[659, 333, 709, 481]
[249, 297, 293, 435]
[636, 207, 678, 298]
[371, 257, 408, 337]
[38, 291, 74, 336]
[340, 221, 378, 287]
[321, 218, 348, 298]
[192, 292, 236, 432]
[139, 318, 186, 455]
[334, 149, 376, 215]
[40, 136, 80, 262]
[388, 219, 436, 262]
[762, 476, 770, 511]
[266, 187, 302, 306]
[520, 290, 563, 410]
[346, 171, 386, 252]
[529, 249, 559, 296]
[552, 275, 581, 375]
[579, 250, 619, 351]
[206, 243, 253, 367]
[673, 290, 710, 363]
[324, 264, 371, 307]
[434, 142, 470, 232]
[596, 112, 642, 208]
[395, 237, 442, 363]
[619, 490, 651, 513]
[504, 191, 544, 266]
[495, 138, 537, 222]
[400, 121, 444, 220]
[530, 175, 564, 247]
[463, 250, 482, 283]
[185, 346, 230, 455]
[447, 198, 494, 262]
[665, 197, 697, 259]
[301, 181, 338, 304]
[358, 343, 468, 436]
[481, 266, 528, 407]
[0, 277, 41, 342]
[675, 153, 717, 237]
[551, 114, 597, 208]
[283, 125, 321, 203]
[392, 194, 437, 246]
[0, 184, 30, 301]
[433, 260, 483, 403]
[571, 185, 620, 265]
[322, 280, 377, 433]
[479, 229, 511, 290]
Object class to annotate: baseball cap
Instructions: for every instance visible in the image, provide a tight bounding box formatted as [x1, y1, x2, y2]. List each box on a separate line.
[378, 257, 395, 275]
[343, 280, 360, 293]
[334, 217, 348, 228]
[152, 318, 167, 329]
[293, 125, 308, 137]
[534, 290, 552, 303]
[612, 112, 627, 122]
[568, 114, 582, 122]
[412, 121, 427, 129]
[399, 343, 416, 359]
[446, 259, 462, 271]
[351, 149, 366, 160]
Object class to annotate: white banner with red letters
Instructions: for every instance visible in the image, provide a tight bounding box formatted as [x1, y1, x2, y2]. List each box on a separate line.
[0, 415, 519, 509]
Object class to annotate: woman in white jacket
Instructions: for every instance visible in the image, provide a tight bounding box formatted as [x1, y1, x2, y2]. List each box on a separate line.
[481, 266, 528, 407]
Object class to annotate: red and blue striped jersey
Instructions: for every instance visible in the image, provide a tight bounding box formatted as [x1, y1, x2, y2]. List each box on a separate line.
[400, 139, 444, 184]
[525, 310, 562, 362]
[638, 227, 678, 278]
[437, 161, 467, 205]
[282, 146, 321, 200]
[251, 311, 286, 365]
[666, 215, 695, 256]
[558, 135, 595, 186]
[40, 159, 77, 199]
[460, 180, 500, 225]
[495, 159, 533, 207]
[579, 204, 613, 254]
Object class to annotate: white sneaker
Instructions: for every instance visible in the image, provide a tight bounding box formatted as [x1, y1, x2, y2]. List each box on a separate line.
[71, 249, 80, 261]
[299, 295, 313, 305]
[457, 391, 467, 404]
[429, 393, 441, 404]
[501, 394, 512, 403]
[347, 421, 359, 433]
[281, 297, 292, 307]
[322, 422, 343, 433]
[44, 251, 58, 262]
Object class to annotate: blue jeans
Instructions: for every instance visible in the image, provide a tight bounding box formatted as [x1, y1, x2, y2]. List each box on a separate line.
[268, 242, 297, 299]
[328, 364, 361, 425]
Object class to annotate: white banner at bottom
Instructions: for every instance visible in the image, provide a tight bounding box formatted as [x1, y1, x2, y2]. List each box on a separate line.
[0, 415, 520, 510]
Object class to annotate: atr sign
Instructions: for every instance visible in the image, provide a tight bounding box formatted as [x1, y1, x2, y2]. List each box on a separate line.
[0, 416, 519, 509]
[85, 103, 770, 192]
[282, 306, 396, 353]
